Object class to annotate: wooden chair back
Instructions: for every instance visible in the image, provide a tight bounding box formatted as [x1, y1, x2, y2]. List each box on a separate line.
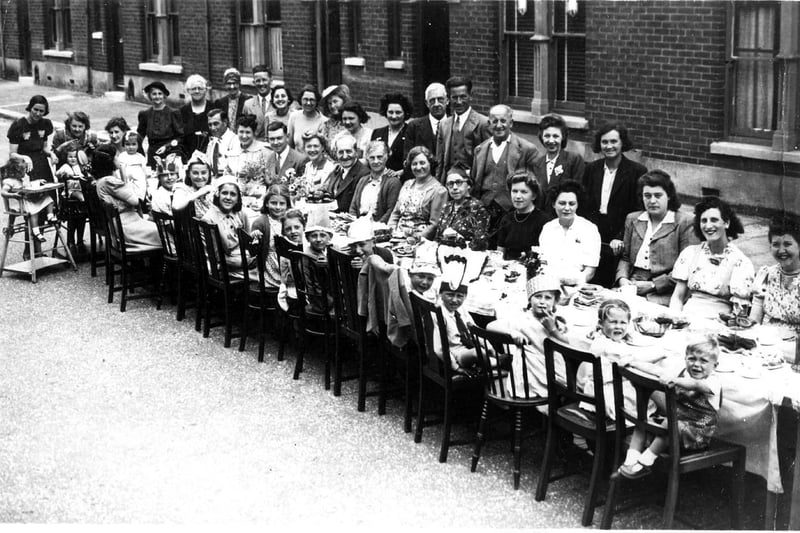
[470, 326, 544, 403]
[194, 217, 231, 287]
[327, 247, 361, 335]
[151, 211, 178, 261]
[409, 292, 457, 384]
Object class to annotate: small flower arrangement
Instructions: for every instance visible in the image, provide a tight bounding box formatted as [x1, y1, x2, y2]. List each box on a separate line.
[279, 168, 309, 204]
[237, 152, 271, 196]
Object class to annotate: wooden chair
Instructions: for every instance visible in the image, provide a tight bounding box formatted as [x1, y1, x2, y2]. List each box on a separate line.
[172, 206, 205, 330]
[150, 210, 179, 311]
[327, 247, 369, 403]
[287, 250, 335, 390]
[378, 320, 419, 433]
[81, 180, 108, 279]
[600, 362, 746, 529]
[536, 337, 617, 526]
[409, 292, 484, 463]
[273, 234, 302, 361]
[469, 326, 548, 489]
[237, 228, 279, 362]
[193, 217, 245, 347]
[102, 202, 161, 312]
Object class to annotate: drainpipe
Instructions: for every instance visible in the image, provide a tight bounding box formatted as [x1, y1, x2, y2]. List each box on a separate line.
[0, 2, 6, 78]
[86, 0, 93, 93]
[205, 0, 212, 89]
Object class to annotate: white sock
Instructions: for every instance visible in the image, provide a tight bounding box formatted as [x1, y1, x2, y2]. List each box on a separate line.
[639, 448, 657, 466]
[624, 449, 641, 466]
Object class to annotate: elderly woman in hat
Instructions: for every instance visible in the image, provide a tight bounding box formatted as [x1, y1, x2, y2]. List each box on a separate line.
[137, 80, 184, 167]
[213, 68, 248, 133]
[201, 175, 254, 275]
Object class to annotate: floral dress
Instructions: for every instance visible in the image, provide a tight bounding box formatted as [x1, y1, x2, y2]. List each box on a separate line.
[317, 119, 348, 158]
[754, 264, 800, 327]
[671, 242, 754, 316]
[435, 198, 490, 250]
[388, 178, 447, 237]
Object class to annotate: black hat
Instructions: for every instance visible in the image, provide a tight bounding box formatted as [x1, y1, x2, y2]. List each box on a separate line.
[143, 81, 170, 97]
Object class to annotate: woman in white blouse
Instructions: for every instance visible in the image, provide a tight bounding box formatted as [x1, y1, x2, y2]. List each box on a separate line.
[538, 180, 601, 286]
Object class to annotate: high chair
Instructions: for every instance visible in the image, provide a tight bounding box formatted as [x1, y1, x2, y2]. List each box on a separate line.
[0, 183, 76, 282]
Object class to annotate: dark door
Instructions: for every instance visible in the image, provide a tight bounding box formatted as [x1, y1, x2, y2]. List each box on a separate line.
[414, 1, 449, 112]
[318, 0, 342, 88]
[17, 2, 31, 76]
[109, 0, 125, 89]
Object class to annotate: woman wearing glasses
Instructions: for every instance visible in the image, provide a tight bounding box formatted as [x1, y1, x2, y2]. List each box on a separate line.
[434, 167, 490, 251]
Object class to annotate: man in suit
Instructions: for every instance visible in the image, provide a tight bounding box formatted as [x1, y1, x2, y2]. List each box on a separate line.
[403, 82, 447, 161]
[266, 121, 308, 181]
[470, 104, 540, 242]
[205, 108, 238, 177]
[322, 134, 370, 212]
[213, 68, 249, 134]
[241, 64, 273, 141]
[435, 76, 490, 181]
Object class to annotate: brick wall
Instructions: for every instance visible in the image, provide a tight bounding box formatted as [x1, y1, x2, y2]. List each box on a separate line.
[282, 1, 317, 95]
[2, 0, 22, 60]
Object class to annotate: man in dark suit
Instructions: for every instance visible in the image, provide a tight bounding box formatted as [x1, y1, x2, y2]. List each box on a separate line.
[582, 122, 647, 287]
[435, 76, 490, 181]
[266, 121, 308, 181]
[212, 68, 249, 134]
[403, 82, 447, 162]
[322, 134, 370, 212]
[471, 104, 540, 242]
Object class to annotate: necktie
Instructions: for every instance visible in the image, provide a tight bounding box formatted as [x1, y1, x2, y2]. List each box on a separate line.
[228, 99, 237, 128]
[211, 139, 220, 176]
[454, 114, 460, 133]
[275, 152, 282, 176]
[432, 119, 439, 137]
[455, 312, 474, 349]
[261, 97, 267, 116]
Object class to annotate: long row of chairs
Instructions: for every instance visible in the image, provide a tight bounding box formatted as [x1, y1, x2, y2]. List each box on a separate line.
[79, 182, 747, 529]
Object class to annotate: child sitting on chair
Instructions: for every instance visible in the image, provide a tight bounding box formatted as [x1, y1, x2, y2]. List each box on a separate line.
[117, 131, 149, 202]
[55, 145, 86, 202]
[2, 158, 57, 241]
[617, 333, 722, 479]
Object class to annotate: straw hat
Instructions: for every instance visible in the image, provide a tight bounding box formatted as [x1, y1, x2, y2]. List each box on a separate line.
[347, 216, 374, 243]
[305, 206, 334, 235]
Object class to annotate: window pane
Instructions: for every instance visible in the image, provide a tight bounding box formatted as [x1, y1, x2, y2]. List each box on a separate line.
[265, 0, 280, 22]
[170, 15, 180, 58]
[553, 0, 585, 108]
[505, 0, 534, 32]
[239, 0, 254, 23]
[63, 8, 72, 47]
[504, 1, 535, 100]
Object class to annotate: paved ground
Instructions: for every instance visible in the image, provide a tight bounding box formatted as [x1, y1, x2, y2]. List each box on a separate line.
[0, 81, 790, 528]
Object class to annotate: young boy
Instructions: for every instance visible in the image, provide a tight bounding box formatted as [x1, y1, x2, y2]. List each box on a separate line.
[347, 216, 393, 266]
[434, 278, 479, 375]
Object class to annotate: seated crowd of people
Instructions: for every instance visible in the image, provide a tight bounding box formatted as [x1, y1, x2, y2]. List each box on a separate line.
[4, 66, 800, 486]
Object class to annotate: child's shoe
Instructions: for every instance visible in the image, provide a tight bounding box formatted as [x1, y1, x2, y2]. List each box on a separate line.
[36, 231, 47, 242]
[618, 461, 652, 480]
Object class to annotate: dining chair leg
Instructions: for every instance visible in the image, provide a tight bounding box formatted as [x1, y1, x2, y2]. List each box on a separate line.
[119, 259, 130, 312]
[581, 440, 606, 527]
[107, 257, 115, 303]
[471, 399, 489, 473]
[156, 261, 168, 310]
[0, 215, 14, 275]
[513, 408, 523, 489]
[600, 471, 621, 529]
[535, 423, 558, 501]
[403, 356, 413, 434]
[439, 388, 453, 463]
[223, 292, 233, 348]
[89, 230, 98, 277]
[377, 342, 387, 416]
[334, 332, 344, 397]
[277, 314, 287, 362]
[239, 299, 249, 352]
[730, 450, 746, 529]
[414, 378, 425, 443]
[292, 333, 305, 380]
[324, 334, 332, 391]
[257, 307, 267, 363]
[194, 280, 204, 332]
[356, 341, 367, 411]
[202, 293, 212, 338]
[662, 470, 679, 529]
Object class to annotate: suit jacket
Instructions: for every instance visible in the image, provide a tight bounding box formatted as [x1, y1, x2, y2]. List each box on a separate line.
[533, 149, 585, 210]
[322, 160, 370, 212]
[241, 95, 274, 141]
[470, 133, 539, 209]
[582, 154, 647, 242]
[435, 108, 490, 181]
[403, 115, 438, 158]
[266, 147, 309, 179]
[615, 209, 698, 294]
[212, 94, 248, 131]
[348, 171, 403, 223]
[370, 125, 407, 172]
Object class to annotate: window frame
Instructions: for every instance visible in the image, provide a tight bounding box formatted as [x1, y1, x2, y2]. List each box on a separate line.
[46, 0, 72, 51]
[345, 0, 362, 58]
[145, 0, 181, 65]
[387, 0, 402, 60]
[237, 0, 283, 77]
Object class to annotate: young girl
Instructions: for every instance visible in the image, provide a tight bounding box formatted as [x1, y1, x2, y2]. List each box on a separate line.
[618, 334, 722, 479]
[55, 145, 88, 253]
[251, 184, 292, 289]
[117, 131, 148, 202]
[55, 146, 86, 202]
[2, 158, 57, 242]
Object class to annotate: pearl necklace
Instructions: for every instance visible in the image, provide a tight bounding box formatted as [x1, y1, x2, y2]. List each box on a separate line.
[514, 210, 534, 223]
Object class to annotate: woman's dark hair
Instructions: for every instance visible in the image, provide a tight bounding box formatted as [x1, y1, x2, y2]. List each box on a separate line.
[25, 95, 49, 115]
[235, 114, 258, 132]
[379, 93, 413, 118]
[260, 184, 292, 215]
[91, 144, 118, 177]
[104, 116, 130, 133]
[65, 111, 91, 130]
[767, 214, 800, 246]
[213, 182, 243, 212]
[298, 84, 322, 106]
[693, 196, 744, 241]
[549, 179, 585, 208]
[592, 122, 634, 153]
[538, 113, 568, 149]
[184, 158, 212, 187]
[340, 101, 370, 125]
[270, 84, 294, 108]
[405, 145, 435, 176]
[637, 169, 681, 211]
[444, 166, 471, 186]
[506, 169, 541, 200]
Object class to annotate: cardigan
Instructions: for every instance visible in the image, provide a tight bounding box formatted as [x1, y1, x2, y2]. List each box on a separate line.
[348, 170, 403, 223]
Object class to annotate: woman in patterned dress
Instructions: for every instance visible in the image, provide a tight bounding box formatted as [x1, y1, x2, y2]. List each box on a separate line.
[387, 146, 447, 240]
[434, 166, 489, 250]
[750, 215, 800, 328]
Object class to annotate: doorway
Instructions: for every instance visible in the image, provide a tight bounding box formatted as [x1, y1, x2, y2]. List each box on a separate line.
[108, 0, 125, 89]
[414, 1, 449, 112]
[317, 0, 342, 89]
[17, 3, 31, 76]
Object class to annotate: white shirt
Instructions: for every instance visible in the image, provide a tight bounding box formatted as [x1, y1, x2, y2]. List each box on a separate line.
[206, 129, 238, 167]
[428, 114, 441, 137]
[454, 108, 471, 132]
[432, 305, 475, 366]
[277, 146, 290, 171]
[599, 164, 618, 215]
[359, 174, 382, 216]
[539, 215, 601, 283]
[490, 138, 509, 164]
[633, 210, 675, 270]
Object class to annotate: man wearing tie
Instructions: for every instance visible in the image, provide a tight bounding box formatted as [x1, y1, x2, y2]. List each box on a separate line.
[205, 108, 237, 177]
[241, 64, 273, 141]
[212, 68, 248, 134]
[322, 134, 370, 212]
[266, 121, 308, 182]
[403, 82, 447, 161]
[470, 104, 540, 242]
[435, 76, 490, 181]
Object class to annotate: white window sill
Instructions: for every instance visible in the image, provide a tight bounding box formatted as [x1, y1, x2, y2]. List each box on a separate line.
[43, 49, 74, 59]
[138, 62, 183, 75]
[512, 110, 589, 130]
[384, 60, 404, 70]
[709, 141, 800, 164]
[344, 57, 366, 68]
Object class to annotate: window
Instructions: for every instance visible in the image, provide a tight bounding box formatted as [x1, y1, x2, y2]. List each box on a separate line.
[387, 0, 402, 60]
[724, 1, 799, 151]
[499, 0, 586, 117]
[145, 0, 180, 64]
[346, 0, 362, 57]
[238, 0, 283, 77]
[46, 0, 72, 50]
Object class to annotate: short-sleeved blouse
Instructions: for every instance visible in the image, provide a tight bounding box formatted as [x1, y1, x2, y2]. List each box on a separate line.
[7, 117, 54, 182]
[388, 177, 447, 235]
[538, 216, 601, 282]
[754, 264, 800, 327]
[671, 242, 754, 306]
[435, 198, 490, 251]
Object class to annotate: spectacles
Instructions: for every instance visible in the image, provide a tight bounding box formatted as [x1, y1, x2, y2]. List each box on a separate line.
[446, 179, 467, 187]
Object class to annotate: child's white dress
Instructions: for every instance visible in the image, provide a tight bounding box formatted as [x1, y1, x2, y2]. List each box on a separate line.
[117, 152, 148, 201]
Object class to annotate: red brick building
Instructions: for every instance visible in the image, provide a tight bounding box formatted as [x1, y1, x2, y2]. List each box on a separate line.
[0, 0, 797, 212]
